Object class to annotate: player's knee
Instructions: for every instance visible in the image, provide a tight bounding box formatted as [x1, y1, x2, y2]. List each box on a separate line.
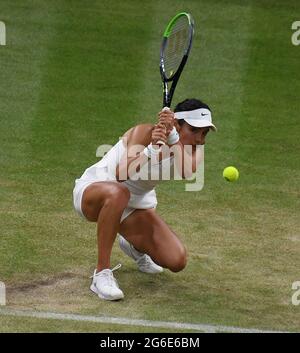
[169, 246, 187, 273]
[105, 184, 130, 210]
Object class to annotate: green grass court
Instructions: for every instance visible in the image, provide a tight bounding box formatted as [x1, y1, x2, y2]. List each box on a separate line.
[0, 0, 299, 332]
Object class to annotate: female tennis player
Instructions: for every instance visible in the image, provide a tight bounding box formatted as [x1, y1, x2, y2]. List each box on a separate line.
[73, 98, 216, 300]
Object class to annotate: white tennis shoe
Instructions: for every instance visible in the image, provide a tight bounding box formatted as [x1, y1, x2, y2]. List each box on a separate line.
[119, 235, 163, 274]
[90, 264, 124, 301]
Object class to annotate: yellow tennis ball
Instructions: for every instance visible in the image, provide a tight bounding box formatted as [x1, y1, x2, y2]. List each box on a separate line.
[223, 166, 239, 182]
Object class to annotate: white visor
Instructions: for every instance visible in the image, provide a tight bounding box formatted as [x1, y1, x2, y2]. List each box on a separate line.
[174, 108, 217, 131]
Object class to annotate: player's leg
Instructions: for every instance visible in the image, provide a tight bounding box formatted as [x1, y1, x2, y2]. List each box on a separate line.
[119, 208, 187, 272]
[81, 181, 130, 271]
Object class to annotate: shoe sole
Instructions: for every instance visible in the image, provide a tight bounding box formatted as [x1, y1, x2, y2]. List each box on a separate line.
[90, 284, 124, 301]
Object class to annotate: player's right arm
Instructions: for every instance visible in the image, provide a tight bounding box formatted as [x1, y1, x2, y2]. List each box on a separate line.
[116, 123, 167, 181]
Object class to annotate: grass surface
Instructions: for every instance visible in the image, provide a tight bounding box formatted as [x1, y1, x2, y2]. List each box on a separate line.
[0, 0, 299, 332]
[0, 315, 199, 333]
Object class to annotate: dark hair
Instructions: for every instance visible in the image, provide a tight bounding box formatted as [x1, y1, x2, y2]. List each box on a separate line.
[174, 98, 211, 126]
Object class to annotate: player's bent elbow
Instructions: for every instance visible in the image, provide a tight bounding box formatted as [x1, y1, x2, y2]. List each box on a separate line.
[116, 173, 126, 182]
[177, 166, 195, 179]
[182, 171, 194, 180]
[175, 168, 192, 180]
[116, 165, 128, 182]
[116, 165, 121, 181]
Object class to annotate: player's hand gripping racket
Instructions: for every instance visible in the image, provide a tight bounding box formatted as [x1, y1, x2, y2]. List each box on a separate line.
[157, 12, 194, 145]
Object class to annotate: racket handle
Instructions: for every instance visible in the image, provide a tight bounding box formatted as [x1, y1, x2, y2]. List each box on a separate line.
[157, 106, 170, 145]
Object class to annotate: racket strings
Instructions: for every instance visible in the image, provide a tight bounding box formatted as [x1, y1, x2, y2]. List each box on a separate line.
[163, 17, 190, 79]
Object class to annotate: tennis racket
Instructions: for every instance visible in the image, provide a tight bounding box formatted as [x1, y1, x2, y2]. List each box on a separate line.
[157, 12, 194, 145]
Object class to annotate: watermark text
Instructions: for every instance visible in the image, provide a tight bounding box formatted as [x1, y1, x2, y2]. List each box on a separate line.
[291, 21, 300, 46]
[95, 137, 205, 191]
[292, 281, 300, 305]
[0, 21, 6, 46]
[0, 281, 6, 305]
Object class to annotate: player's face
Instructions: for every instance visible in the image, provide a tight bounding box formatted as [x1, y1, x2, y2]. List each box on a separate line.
[177, 122, 210, 146]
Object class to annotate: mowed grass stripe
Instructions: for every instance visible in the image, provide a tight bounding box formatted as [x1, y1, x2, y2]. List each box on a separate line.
[0, 312, 199, 333]
[0, 2, 60, 277]
[0, 308, 286, 333]
[222, 0, 300, 331]
[0, 1, 157, 279]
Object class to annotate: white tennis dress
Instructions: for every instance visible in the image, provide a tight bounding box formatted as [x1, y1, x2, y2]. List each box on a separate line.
[73, 139, 174, 223]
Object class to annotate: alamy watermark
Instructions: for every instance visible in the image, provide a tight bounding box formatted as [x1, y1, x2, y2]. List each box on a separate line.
[292, 281, 300, 306]
[291, 21, 300, 46]
[0, 21, 6, 46]
[96, 137, 205, 191]
[0, 281, 6, 305]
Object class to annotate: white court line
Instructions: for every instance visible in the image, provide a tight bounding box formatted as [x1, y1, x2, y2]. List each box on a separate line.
[0, 308, 287, 333]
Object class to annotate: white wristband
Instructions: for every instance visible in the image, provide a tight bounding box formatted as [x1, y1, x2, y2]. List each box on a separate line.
[167, 127, 179, 145]
[143, 143, 161, 159]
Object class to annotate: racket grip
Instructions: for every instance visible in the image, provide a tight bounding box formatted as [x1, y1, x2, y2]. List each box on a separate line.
[157, 107, 170, 145]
